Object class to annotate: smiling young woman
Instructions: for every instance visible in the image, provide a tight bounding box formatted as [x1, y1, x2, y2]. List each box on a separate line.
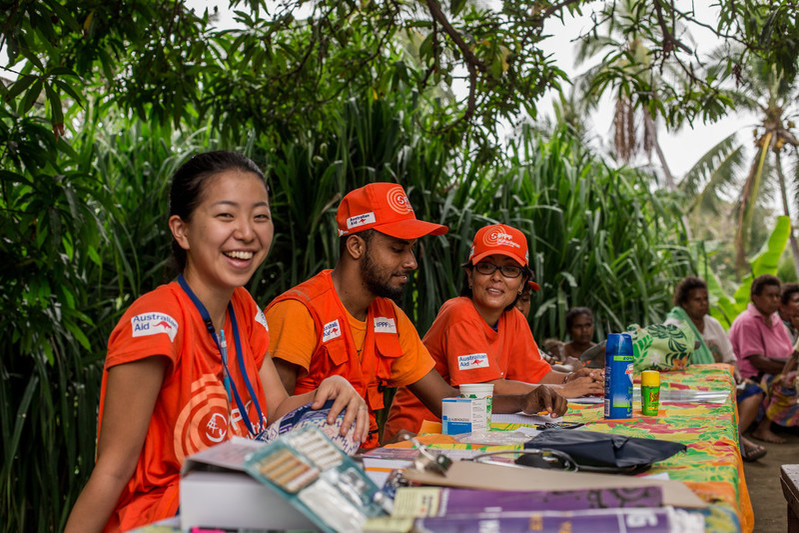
[64, 151, 369, 533]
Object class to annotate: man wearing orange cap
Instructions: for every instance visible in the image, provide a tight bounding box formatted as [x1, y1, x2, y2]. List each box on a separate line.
[383, 224, 603, 441]
[265, 184, 567, 447]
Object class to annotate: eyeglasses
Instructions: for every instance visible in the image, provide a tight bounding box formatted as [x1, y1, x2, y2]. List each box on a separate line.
[474, 262, 523, 278]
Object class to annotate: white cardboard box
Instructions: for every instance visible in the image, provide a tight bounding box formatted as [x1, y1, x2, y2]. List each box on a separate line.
[179, 437, 319, 532]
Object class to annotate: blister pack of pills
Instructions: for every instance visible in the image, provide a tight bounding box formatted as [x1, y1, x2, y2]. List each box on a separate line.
[255, 399, 360, 455]
[244, 426, 389, 533]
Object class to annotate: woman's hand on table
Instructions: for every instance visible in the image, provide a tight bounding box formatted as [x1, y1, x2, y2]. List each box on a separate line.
[314, 375, 370, 442]
[518, 385, 568, 418]
[558, 376, 605, 398]
[568, 367, 603, 382]
[556, 368, 604, 397]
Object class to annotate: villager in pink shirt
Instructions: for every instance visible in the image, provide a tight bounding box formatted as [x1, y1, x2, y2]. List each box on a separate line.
[730, 303, 793, 378]
[729, 277, 793, 380]
[728, 274, 795, 443]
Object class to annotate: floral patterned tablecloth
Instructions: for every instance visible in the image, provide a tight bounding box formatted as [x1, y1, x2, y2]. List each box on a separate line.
[397, 363, 752, 533]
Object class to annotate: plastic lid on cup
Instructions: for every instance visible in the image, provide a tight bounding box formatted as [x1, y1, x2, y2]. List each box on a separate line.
[641, 370, 660, 387]
[459, 383, 494, 397]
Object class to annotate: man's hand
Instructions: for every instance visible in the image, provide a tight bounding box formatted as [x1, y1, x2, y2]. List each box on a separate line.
[518, 385, 568, 418]
[313, 375, 370, 443]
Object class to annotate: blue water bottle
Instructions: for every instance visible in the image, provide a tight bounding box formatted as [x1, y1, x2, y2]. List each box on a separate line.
[604, 333, 633, 419]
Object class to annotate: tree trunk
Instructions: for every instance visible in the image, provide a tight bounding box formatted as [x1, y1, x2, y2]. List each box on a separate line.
[643, 110, 693, 239]
[775, 150, 799, 279]
[645, 111, 676, 190]
[735, 137, 771, 278]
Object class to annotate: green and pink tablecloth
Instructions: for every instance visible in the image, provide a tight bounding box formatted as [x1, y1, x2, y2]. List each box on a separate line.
[397, 363, 753, 533]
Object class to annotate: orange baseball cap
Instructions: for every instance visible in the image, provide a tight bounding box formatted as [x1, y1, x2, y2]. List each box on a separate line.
[468, 223, 531, 268]
[336, 182, 448, 239]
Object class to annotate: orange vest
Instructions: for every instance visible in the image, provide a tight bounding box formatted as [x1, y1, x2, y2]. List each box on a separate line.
[267, 270, 403, 447]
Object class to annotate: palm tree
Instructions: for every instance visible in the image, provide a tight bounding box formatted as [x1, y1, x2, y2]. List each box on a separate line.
[682, 55, 799, 278]
[572, 0, 682, 191]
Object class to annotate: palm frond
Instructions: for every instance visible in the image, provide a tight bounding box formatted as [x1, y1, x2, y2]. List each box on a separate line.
[681, 132, 742, 196]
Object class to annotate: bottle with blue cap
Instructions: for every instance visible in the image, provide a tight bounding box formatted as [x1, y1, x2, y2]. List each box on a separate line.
[604, 333, 633, 419]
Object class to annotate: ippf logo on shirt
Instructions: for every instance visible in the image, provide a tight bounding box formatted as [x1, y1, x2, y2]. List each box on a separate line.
[373, 316, 397, 334]
[130, 312, 178, 342]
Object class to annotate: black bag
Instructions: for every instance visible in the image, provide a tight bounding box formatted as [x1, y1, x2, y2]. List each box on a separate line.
[520, 429, 686, 474]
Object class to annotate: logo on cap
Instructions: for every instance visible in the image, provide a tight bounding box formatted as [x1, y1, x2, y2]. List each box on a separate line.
[386, 186, 413, 215]
[346, 212, 377, 230]
[484, 229, 521, 249]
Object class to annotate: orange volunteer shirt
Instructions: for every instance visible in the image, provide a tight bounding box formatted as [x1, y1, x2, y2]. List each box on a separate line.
[384, 296, 551, 441]
[99, 283, 270, 532]
[265, 296, 434, 399]
[266, 297, 434, 385]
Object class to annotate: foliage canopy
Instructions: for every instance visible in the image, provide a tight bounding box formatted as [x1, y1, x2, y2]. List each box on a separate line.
[2, 1, 797, 530]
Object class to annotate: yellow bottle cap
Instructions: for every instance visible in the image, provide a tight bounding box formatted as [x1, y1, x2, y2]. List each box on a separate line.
[641, 370, 660, 387]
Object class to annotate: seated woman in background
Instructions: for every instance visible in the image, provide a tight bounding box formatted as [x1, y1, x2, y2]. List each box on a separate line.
[563, 307, 597, 360]
[64, 151, 368, 533]
[779, 283, 799, 342]
[383, 224, 603, 441]
[664, 276, 766, 461]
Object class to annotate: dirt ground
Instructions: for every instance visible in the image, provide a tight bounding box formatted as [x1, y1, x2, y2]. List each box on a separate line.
[742, 425, 799, 532]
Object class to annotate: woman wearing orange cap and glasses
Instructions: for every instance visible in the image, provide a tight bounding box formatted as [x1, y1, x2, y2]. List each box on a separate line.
[383, 224, 603, 440]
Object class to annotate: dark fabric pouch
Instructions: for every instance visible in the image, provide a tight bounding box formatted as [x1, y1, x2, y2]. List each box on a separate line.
[520, 429, 687, 474]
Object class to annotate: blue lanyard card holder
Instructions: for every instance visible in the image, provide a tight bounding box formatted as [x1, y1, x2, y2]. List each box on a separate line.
[244, 426, 390, 533]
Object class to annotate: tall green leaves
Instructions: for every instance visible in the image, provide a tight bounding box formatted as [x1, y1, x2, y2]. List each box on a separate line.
[0, 97, 209, 530]
[251, 105, 694, 340]
[710, 215, 792, 327]
[430, 127, 694, 340]
[0, 105, 108, 530]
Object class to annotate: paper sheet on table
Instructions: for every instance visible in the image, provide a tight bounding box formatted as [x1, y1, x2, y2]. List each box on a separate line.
[569, 395, 605, 404]
[633, 386, 730, 404]
[492, 412, 563, 425]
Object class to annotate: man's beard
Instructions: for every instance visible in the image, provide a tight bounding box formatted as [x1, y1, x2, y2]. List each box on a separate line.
[361, 248, 406, 301]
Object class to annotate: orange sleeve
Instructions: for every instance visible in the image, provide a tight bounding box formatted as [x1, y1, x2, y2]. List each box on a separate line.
[105, 287, 183, 371]
[265, 299, 317, 372]
[440, 319, 507, 386]
[425, 301, 507, 386]
[387, 305, 435, 387]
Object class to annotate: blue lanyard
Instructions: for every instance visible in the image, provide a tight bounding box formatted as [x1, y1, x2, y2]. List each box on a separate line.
[177, 274, 265, 437]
